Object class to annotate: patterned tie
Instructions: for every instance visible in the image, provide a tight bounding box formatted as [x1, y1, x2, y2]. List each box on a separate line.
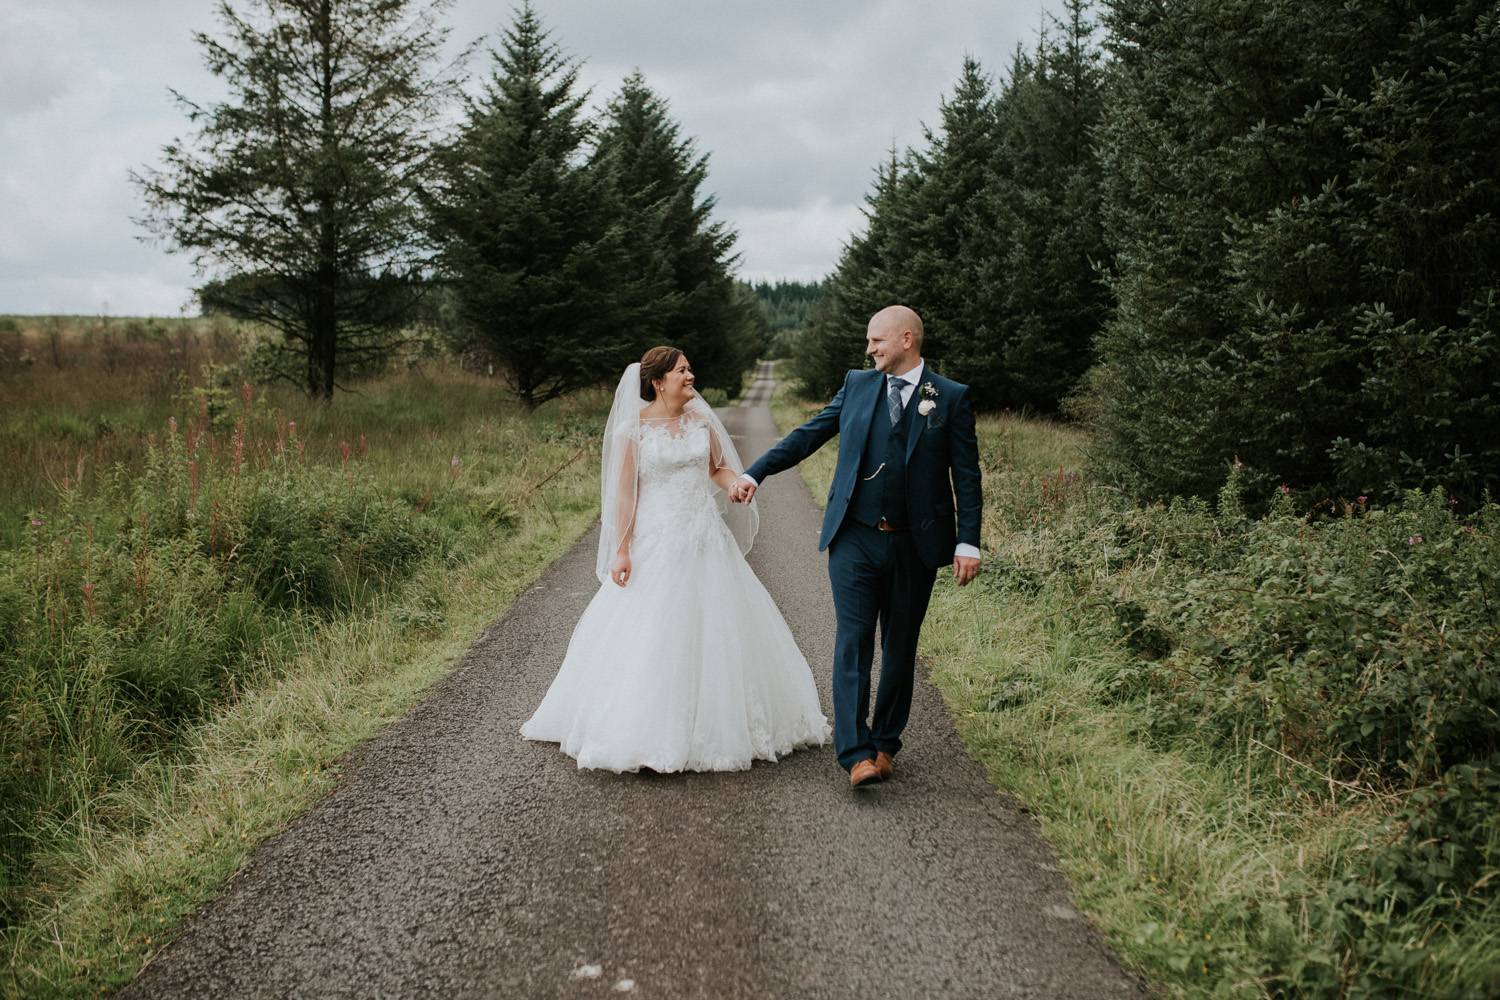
[887, 375, 905, 426]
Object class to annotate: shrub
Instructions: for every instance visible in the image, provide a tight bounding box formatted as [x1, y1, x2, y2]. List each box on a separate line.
[0, 400, 442, 922]
[988, 461, 1499, 996]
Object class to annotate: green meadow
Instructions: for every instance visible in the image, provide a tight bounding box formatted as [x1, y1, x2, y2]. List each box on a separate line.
[0, 317, 603, 997]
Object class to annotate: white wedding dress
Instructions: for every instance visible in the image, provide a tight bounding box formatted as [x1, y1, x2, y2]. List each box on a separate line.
[521, 414, 830, 772]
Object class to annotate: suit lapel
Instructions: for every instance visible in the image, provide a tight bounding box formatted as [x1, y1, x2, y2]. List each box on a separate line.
[848, 369, 884, 455]
[904, 374, 930, 465]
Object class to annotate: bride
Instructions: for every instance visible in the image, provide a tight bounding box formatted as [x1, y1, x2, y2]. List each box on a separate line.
[520, 347, 831, 772]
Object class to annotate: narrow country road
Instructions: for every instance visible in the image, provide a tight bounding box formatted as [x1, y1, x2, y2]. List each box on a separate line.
[121, 362, 1146, 1000]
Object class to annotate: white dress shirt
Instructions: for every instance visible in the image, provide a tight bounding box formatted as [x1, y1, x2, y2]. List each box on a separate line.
[741, 360, 981, 562]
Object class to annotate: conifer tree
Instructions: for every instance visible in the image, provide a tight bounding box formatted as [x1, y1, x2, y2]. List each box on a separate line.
[793, 151, 921, 400]
[591, 73, 756, 395]
[902, 58, 1001, 368]
[425, 3, 633, 408]
[976, 0, 1108, 412]
[1088, 0, 1500, 502]
[134, 0, 462, 399]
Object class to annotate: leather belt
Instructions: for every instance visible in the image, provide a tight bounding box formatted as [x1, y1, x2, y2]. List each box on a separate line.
[876, 518, 909, 532]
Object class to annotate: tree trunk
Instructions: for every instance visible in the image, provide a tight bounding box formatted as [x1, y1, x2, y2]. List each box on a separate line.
[308, 0, 339, 401]
[309, 263, 338, 399]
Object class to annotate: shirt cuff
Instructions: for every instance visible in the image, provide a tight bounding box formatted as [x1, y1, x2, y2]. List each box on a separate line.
[740, 473, 758, 486]
[954, 543, 981, 561]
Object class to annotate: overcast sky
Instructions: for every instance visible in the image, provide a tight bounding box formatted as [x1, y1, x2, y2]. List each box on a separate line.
[0, 0, 1060, 316]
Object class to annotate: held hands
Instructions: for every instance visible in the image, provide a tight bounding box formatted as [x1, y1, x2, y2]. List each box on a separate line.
[953, 555, 980, 586]
[729, 477, 757, 504]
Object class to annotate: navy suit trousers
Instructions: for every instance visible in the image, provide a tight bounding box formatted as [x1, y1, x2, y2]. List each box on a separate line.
[825, 520, 937, 771]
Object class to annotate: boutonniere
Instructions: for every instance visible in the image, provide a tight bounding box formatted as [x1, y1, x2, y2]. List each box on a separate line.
[917, 381, 938, 416]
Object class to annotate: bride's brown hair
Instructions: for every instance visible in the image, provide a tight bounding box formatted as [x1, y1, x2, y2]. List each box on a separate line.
[639, 346, 683, 401]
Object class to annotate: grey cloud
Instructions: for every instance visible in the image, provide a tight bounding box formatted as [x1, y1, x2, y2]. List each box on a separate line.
[2, 0, 1059, 313]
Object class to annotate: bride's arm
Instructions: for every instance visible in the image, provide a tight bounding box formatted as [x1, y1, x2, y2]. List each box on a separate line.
[706, 423, 743, 494]
[609, 439, 637, 586]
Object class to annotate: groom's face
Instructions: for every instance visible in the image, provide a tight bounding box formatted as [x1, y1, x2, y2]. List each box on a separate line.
[865, 321, 913, 375]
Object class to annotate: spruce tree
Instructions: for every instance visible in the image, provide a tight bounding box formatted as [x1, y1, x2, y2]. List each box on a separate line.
[902, 58, 1001, 368]
[591, 73, 756, 395]
[134, 0, 462, 399]
[425, 3, 633, 408]
[977, 0, 1108, 413]
[793, 151, 921, 400]
[1089, 0, 1500, 503]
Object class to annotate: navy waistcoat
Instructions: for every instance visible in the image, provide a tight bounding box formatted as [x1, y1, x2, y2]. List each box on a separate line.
[847, 380, 917, 528]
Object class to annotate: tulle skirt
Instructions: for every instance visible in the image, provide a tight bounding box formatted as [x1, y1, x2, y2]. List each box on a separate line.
[520, 525, 830, 772]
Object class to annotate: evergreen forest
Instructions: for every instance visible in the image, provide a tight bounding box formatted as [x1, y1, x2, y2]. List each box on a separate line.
[800, 0, 1499, 509]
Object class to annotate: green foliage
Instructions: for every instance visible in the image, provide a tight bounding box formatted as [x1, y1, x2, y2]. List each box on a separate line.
[590, 73, 760, 395]
[0, 415, 447, 921]
[792, 154, 909, 399]
[426, 6, 755, 405]
[0, 352, 605, 994]
[751, 280, 822, 359]
[1086, 0, 1500, 504]
[424, 3, 629, 409]
[800, 2, 1110, 412]
[133, 0, 460, 398]
[971, 443, 1500, 995]
[964, 2, 1109, 412]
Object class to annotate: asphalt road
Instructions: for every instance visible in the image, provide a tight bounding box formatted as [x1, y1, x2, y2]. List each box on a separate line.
[121, 363, 1145, 1000]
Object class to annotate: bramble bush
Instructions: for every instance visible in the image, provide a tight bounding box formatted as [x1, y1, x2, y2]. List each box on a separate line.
[978, 457, 1498, 997]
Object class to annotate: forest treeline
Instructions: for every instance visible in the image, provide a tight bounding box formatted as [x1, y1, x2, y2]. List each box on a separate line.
[798, 0, 1499, 507]
[136, 0, 761, 405]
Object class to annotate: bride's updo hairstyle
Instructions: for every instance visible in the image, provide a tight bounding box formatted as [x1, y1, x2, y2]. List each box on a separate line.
[639, 346, 683, 401]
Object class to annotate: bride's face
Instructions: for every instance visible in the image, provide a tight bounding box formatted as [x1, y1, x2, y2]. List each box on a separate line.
[658, 355, 695, 400]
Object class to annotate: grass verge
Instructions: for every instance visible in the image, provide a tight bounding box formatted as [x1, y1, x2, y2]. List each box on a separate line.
[773, 370, 1497, 999]
[1, 371, 602, 998]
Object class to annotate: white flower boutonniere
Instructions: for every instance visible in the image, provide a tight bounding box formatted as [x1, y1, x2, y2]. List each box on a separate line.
[917, 381, 938, 416]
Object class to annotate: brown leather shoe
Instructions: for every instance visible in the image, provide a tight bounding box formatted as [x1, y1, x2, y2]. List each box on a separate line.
[849, 758, 882, 787]
[874, 751, 894, 780]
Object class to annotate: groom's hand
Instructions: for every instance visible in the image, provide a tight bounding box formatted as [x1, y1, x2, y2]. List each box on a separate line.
[733, 477, 757, 504]
[953, 555, 980, 586]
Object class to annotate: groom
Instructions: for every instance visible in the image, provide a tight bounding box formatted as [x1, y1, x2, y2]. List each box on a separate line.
[733, 305, 982, 788]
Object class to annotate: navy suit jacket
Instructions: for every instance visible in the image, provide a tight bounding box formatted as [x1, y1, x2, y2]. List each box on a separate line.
[746, 367, 982, 570]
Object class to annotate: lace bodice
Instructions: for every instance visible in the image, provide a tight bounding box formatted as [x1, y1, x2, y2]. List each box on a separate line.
[630, 417, 730, 551]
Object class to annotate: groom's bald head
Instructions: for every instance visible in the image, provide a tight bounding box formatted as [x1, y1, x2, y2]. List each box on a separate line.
[865, 305, 924, 375]
[870, 305, 923, 347]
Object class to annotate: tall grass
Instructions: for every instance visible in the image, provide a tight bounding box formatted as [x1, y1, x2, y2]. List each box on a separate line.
[773, 382, 1499, 999]
[1, 332, 604, 997]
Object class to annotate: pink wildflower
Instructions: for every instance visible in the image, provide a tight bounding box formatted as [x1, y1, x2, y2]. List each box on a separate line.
[1408, 536, 1423, 545]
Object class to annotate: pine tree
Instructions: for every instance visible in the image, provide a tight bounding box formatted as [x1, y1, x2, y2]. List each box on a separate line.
[902, 57, 1001, 368]
[793, 151, 920, 400]
[425, 3, 633, 408]
[590, 73, 756, 395]
[134, 0, 462, 398]
[1089, 0, 1500, 503]
[977, 0, 1108, 412]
